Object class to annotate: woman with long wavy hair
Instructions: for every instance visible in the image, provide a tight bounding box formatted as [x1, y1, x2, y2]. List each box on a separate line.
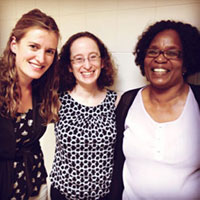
[0, 9, 60, 200]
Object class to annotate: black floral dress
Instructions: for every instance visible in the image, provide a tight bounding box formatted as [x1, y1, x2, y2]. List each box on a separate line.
[10, 110, 46, 200]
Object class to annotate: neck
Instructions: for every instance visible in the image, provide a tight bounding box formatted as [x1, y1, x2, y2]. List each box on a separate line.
[18, 75, 32, 91]
[69, 84, 106, 107]
[17, 78, 33, 113]
[71, 84, 101, 97]
[147, 82, 189, 104]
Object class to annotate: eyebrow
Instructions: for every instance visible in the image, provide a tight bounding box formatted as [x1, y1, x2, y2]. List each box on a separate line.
[48, 48, 56, 52]
[28, 42, 57, 51]
[72, 52, 99, 57]
[149, 45, 181, 50]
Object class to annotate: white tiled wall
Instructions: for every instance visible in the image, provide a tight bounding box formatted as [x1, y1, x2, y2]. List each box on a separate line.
[1, 0, 199, 92]
[1, 0, 200, 198]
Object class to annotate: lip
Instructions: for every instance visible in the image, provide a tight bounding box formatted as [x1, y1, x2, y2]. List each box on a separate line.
[151, 67, 170, 74]
[29, 62, 44, 70]
[81, 70, 95, 76]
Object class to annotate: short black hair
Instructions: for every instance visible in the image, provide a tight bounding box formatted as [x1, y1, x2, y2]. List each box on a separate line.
[134, 20, 200, 79]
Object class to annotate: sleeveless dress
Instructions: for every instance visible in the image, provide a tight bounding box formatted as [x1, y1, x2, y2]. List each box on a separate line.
[50, 90, 117, 200]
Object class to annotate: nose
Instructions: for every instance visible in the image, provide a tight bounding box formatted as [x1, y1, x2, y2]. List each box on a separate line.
[155, 52, 167, 63]
[83, 58, 92, 69]
[36, 50, 46, 64]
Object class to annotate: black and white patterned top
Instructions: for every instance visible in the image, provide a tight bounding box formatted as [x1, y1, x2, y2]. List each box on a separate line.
[10, 110, 46, 200]
[50, 90, 117, 200]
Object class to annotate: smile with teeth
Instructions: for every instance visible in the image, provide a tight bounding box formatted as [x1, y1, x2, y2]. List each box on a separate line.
[152, 68, 169, 72]
[81, 71, 94, 76]
[30, 62, 43, 69]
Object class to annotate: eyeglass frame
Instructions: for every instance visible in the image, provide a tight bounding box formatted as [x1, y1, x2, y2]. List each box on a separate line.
[145, 48, 182, 60]
[70, 53, 101, 66]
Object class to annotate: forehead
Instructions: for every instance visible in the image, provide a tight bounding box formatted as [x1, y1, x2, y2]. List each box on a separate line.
[70, 36, 100, 55]
[21, 27, 58, 46]
[150, 29, 182, 49]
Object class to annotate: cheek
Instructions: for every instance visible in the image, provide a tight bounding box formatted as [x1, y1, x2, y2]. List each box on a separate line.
[170, 60, 183, 73]
[144, 56, 152, 67]
[16, 50, 34, 66]
[15, 53, 24, 67]
[46, 55, 55, 66]
[69, 65, 76, 73]
[144, 58, 151, 72]
[143, 58, 154, 81]
[144, 66, 150, 81]
[176, 62, 184, 70]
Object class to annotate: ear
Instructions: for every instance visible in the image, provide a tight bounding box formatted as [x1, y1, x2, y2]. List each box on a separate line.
[101, 60, 104, 69]
[182, 66, 187, 75]
[10, 36, 17, 54]
[69, 66, 73, 73]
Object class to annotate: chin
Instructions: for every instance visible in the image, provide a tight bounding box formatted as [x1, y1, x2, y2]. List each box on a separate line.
[31, 74, 44, 80]
[151, 83, 172, 90]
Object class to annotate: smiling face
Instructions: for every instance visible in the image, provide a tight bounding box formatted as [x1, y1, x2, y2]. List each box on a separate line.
[144, 29, 184, 89]
[10, 27, 58, 84]
[70, 37, 102, 89]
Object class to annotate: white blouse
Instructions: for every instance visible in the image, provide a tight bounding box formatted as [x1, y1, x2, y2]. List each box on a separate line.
[122, 87, 200, 200]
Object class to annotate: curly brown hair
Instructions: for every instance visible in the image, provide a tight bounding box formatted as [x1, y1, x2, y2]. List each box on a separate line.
[58, 31, 116, 91]
[0, 9, 60, 124]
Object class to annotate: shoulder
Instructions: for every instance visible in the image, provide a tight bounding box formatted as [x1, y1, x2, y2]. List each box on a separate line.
[115, 87, 142, 118]
[106, 89, 121, 107]
[0, 114, 13, 129]
[108, 87, 143, 108]
[190, 84, 200, 91]
[58, 91, 69, 100]
[120, 87, 142, 105]
[190, 84, 200, 105]
[190, 84, 200, 98]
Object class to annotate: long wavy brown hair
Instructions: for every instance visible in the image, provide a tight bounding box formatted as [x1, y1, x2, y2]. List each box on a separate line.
[0, 9, 60, 124]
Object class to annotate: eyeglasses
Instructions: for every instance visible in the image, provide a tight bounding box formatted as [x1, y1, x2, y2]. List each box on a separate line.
[146, 48, 182, 60]
[71, 53, 101, 65]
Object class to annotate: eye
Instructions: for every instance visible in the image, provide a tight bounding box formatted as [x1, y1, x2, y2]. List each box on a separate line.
[146, 49, 158, 56]
[89, 54, 99, 61]
[46, 49, 56, 55]
[29, 44, 38, 50]
[90, 54, 97, 59]
[166, 50, 179, 57]
[74, 56, 84, 63]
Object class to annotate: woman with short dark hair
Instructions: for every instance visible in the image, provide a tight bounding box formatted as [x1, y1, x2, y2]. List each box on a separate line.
[109, 20, 200, 200]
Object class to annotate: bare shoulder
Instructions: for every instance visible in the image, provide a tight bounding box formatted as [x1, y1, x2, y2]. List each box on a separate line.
[115, 92, 122, 107]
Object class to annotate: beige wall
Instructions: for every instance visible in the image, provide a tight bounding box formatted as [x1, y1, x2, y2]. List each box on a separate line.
[1, 0, 200, 198]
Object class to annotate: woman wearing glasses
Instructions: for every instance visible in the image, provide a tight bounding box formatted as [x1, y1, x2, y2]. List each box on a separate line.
[50, 32, 119, 200]
[109, 20, 200, 200]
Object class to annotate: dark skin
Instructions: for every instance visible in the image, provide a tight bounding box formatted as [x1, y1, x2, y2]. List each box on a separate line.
[141, 29, 189, 123]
